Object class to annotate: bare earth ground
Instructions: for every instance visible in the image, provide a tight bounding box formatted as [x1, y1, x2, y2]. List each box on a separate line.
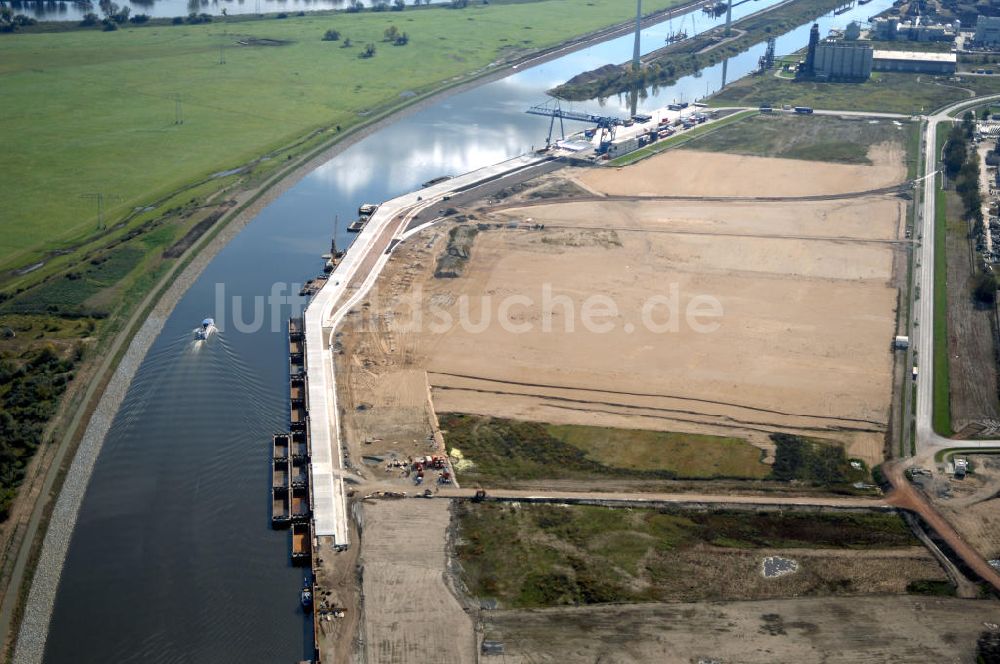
[577, 146, 906, 198]
[358, 500, 475, 664]
[482, 596, 1000, 664]
[924, 454, 1000, 561]
[336, 151, 907, 474]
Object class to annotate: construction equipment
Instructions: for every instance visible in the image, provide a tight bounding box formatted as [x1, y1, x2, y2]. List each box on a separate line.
[472, 489, 487, 502]
[526, 99, 623, 147]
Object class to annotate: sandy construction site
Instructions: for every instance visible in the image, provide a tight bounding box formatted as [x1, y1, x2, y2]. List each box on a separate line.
[336, 149, 907, 469]
[482, 596, 1000, 663]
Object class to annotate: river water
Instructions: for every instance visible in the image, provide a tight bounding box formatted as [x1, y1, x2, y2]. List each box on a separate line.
[40, 0, 893, 661]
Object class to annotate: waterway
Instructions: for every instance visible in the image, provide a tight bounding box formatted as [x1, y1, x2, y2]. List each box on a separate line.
[40, 0, 893, 661]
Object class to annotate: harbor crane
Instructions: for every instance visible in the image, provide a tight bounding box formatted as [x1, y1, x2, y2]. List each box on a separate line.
[526, 99, 623, 147]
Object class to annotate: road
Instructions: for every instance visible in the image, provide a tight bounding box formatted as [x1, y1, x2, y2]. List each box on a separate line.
[911, 94, 1000, 457]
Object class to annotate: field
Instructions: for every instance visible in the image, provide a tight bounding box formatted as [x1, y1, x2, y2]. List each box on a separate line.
[360, 499, 475, 664]
[944, 149, 1000, 436]
[440, 414, 771, 482]
[481, 596, 1000, 663]
[0, 0, 686, 274]
[453, 502, 942, 607]
[687, 113, 920, 168]
[335, 141, 907, 483]
[710, 70, 1000, 115]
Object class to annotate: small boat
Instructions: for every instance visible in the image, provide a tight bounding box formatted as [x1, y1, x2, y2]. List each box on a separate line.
[194, 318, 216, 340]
[301, 577, 313, 610]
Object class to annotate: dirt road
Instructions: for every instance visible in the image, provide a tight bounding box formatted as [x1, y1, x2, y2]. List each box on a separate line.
[884, 461, 1000, 591]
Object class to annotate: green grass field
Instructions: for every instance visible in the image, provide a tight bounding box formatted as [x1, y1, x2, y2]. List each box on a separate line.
[455, 503, 919, 607]
[932, 125, 952, 436]
[687, 112, 918, 166]
[546, 423, 770, 479]
[710, 71, 1000, 116]
[441, 413, 772, 483]
[0, 0, 685, 273]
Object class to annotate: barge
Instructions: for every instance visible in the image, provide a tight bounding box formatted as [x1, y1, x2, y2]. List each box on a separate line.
[291, 485, 311, 523]
[292, 522, 312, 565]
[291, 456, 309, 489]
[291, 429, 309, 460]
[299, 274, 328, 297]
[272, 487, 290, 528]
[347, 217, 367, 233]
[273, 433, 290, 462]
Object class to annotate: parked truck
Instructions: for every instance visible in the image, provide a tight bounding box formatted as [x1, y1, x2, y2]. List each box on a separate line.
[794, 106, 814, 114]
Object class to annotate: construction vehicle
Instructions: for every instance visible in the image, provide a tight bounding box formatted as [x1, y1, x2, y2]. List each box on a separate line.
[473, 489, 487, 502]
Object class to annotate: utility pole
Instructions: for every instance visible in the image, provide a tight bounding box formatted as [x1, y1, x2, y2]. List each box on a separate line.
[218, 44, 226, 65]
[174, 93, 184, 125]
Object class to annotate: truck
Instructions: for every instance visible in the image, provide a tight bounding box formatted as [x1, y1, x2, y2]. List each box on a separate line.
[912, 366, 919, 380]
[794, 106, 814, 114]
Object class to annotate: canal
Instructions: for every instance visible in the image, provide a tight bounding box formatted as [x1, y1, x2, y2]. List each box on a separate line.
[40, 0, 892, 661]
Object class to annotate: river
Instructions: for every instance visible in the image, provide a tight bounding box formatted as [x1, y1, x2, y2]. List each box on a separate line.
[39, 0, 893, 661]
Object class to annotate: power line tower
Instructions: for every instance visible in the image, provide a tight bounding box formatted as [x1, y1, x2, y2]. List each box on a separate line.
[632, 0, 642, 72]
[80, 193, 122, 230]
[218, 44, 226, 65]
[174, 93, 184, 125]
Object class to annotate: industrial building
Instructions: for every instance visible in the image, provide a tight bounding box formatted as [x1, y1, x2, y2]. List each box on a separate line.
[975, 15, 1000, 47]
[871, 17, 957, 42]
[813, 42, 873, 80]
[872, 50, 957, 74]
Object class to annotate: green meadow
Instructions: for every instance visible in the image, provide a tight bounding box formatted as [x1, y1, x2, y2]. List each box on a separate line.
[0, 0, 684, 274]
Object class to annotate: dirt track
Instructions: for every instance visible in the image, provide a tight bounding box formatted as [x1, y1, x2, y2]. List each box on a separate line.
[885, 461, 1000, 591]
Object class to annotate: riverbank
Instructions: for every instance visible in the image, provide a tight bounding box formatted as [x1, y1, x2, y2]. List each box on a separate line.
[551, 0, 846, 101]
[4, 1, 716, 660]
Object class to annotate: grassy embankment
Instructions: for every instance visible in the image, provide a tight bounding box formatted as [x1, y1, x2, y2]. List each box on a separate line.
[711, 70, 1000, 115]
[441, 414, 869, 488]
[932, 124, 952, 435]
[551, 0, 847, 101]
[454, 502, 925, 607]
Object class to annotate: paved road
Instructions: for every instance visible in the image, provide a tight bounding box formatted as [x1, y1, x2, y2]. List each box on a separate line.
[911, 94, 1000, 458]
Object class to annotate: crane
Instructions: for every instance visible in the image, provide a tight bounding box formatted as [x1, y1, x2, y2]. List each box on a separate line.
[526, 99, 624, 147]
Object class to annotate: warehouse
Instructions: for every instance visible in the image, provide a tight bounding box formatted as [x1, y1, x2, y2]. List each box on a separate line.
[872, 50, 957, 74]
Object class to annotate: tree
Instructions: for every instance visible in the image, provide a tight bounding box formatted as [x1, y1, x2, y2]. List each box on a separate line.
[394, 32, 409, 45]
[346, 0, 363, 12]
[963, 110, 976, 139]
[322, 28, 340, 41]
[972, 272, 997, 305]
[372, 1, 389, 11]
[392, 0, 405, 9]
[360, 42, 376, 58]
[981, 106, 991, 121]
[383, 24, 399, 41]
[341, 37, 352, 47]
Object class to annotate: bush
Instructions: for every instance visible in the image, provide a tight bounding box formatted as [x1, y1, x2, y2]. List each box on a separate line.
[81, 11, 100, 25]
[769, 433, 849, 485]
[973, 272, 997, 305]
[129, 13, 149, 23]
[171, 15, 184, 24]
[322, 28, 340, 41]
[359, 42, 376, 58]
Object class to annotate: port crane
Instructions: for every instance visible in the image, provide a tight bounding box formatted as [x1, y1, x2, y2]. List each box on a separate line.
[526, 99, 623, 147]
